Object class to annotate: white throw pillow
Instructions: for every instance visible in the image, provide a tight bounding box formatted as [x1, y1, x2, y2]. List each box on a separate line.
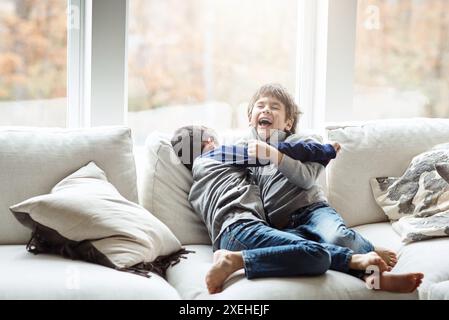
[10, 161, 183, 277]
[139, 132, 211, 245]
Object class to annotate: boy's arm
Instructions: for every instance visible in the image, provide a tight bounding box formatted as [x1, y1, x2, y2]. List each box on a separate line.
[201, 145, 268, 167]
[277, 155, 324, 190]
[248, 139, 330, 189]
[276, 141, 337, 166]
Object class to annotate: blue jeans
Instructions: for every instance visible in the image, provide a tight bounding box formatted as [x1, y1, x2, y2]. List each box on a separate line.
[284, 202, 374, 254]
[218, 203, 374, 279]
[219, 220, 332, 279]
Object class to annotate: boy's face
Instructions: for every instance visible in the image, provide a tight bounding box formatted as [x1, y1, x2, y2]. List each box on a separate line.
[249, 95, 293, 140]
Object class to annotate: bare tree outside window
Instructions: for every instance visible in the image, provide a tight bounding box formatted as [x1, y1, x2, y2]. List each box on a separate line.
[354, 0, 449, 120]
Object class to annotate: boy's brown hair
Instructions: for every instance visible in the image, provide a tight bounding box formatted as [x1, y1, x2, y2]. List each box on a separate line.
[247, 83, 302, 134]
[171, 125, 218, 171]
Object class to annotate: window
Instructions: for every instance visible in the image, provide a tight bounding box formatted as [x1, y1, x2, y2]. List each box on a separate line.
[128, 0, 298, 144]
[0, 0, 67, 127]
[353, 0, 449, 120]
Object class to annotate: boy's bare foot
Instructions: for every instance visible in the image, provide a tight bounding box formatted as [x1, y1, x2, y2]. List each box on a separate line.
[374, 247, 398, 268]
[205, 250, 244, 294]
[365, 272, 424, 293]
[349, 252, 389, 272]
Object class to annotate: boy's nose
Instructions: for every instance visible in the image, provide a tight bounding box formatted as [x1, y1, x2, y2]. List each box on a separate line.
[262, 107, 272, 113]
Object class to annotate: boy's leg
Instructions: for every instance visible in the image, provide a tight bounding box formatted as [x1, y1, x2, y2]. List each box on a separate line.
[290, 203, 376, 254]
[287, 203, 397, 268]
[206, 220, 331, 293]
[217, 221, 331, 279]
[284, 226, 387, 277]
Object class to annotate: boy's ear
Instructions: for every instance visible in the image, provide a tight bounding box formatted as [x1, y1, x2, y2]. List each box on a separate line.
[285, 118, 293, 131]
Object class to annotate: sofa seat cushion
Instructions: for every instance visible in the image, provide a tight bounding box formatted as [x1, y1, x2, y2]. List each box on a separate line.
[393, 238, 449, 299]
[166, 245, 417, 300]
[352, 222, 403, 252]
[427, 281, 449, 300]
[354, 222, 449, 300]
[0, 245, 180, 300]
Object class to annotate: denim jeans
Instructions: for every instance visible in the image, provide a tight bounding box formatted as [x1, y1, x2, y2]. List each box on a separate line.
[283, 202, 375, 277]
[218, 203, 375, 280]
[219, 220, 332, 279]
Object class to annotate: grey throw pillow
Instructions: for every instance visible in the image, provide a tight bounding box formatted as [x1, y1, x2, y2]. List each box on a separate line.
[10, 161, 189, 277]
[370, 143, 449, 242]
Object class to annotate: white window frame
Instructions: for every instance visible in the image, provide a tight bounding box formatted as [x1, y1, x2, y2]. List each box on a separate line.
[68, 0, 88, 128]
[68, 0, 128, 128]
[68, 0, 357, 131]
[296, 0, 358, 134]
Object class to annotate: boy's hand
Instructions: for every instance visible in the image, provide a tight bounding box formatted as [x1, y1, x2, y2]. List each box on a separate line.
[330, 141, 341, 154]
[248, 140, 283, 165]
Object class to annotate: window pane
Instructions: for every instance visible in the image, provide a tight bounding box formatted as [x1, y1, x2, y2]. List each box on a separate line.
[0, 0, 67, 127]
[354, 0, 449, 120]
[128, 0, 298, 144]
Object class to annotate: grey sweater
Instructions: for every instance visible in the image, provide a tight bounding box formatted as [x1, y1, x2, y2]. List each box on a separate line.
[188, 156, 266, 250]
[248, 129, 328, 229]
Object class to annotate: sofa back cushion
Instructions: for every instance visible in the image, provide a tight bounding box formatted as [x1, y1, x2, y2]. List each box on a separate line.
[0, 126, 138, 244]
[139, 132, 211, 245]
[326, 118, 449, 227]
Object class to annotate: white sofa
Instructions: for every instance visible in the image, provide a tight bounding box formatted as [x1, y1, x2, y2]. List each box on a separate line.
[1, 118, 449, 300]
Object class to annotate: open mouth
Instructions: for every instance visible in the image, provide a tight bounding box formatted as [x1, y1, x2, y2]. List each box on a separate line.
[258, 117, 273, 129]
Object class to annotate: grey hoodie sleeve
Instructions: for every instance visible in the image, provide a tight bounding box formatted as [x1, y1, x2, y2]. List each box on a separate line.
[277, 156, 324, 189]
[276, 134, 325, 189]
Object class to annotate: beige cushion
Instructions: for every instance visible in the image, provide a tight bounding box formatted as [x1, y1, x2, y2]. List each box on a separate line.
[10, 162, 182, 275]
[355, 222, 449, 300]
[326, 118, 449, 227]
[394, 237, 449, 299]
[352, 222, 403, 252]
[428, 281, 449, 300]
[0, 126, 138, 244]
[139, 132, 211, 245]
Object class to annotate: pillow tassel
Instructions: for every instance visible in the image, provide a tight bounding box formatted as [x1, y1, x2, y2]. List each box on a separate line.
[121, 248, 195, 278]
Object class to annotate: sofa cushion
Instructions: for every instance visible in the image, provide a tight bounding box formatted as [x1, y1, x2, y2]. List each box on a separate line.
[392, 237, 449, 300]
[427, 281, 449, 300]
[352, 222, 403, 252]
[166, 244, 417, 300]
[326, 118, 449, 227]
[9, 161, 183, 277]
[353, 222, 449, 300]
[0, 126, 138, 245]
[0, 245, 180, 299]
[139, 132, 211, 245]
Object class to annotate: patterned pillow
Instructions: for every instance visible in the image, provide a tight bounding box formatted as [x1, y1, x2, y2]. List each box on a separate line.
[10, 161, 189, 277]
[370, 143, 449, 242]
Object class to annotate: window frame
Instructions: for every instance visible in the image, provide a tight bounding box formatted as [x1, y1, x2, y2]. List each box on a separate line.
[68, 0, 128, 128]
[68, 0, 358, 131]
